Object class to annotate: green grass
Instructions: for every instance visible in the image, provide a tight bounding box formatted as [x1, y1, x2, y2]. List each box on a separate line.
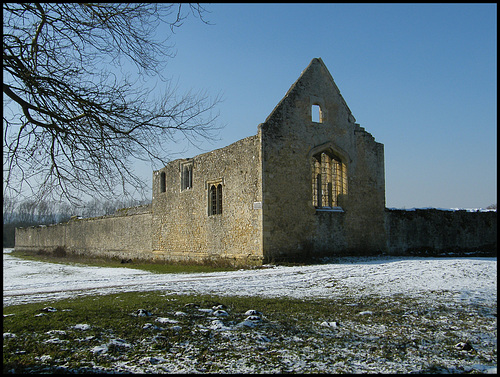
[3, 291, 497, 374]
[9, 249, 242, 274]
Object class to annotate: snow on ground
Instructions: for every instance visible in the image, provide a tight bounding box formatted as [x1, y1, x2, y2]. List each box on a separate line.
[3, 249, 497, 374]
[3, 248, 497, 307]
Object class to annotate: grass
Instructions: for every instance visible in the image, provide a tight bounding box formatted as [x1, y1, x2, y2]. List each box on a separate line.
[3, 291, 497, 374]
[9, 249, 243, 274]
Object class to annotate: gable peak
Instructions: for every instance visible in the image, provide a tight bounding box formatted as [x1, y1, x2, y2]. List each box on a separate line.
[264, 58, 355, 124]
[300, 57, 332, 82]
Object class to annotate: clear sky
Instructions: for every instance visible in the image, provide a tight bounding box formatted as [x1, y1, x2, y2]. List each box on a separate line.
[140, 3, 497, 209]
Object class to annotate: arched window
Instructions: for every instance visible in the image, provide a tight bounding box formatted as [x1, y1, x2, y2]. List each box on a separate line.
[209, 183, 223, 215]
[217, 184, 223, 214]
[210, 185, 217, 215]
[312, 151, 347, 208]
[181, 162, 193, 190]
[160, 172, 166, 193]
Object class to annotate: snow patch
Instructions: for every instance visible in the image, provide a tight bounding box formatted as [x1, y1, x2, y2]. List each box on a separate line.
[155, 317, 179, 324]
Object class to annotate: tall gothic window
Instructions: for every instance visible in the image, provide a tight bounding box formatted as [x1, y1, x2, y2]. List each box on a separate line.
[312, 151, 347, 208]
[209, 183, 223, 215]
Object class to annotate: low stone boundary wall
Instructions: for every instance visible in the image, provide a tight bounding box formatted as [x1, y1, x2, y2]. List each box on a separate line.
[15, 205, 153, 261]
[15, 205, 497, 263]
[385, 208, 497, 256]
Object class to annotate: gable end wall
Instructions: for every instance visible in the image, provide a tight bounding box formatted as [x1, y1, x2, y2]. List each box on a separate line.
[260, 58, 387, 261]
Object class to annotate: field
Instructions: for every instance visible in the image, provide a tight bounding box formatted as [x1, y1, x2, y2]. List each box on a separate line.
[3, 249, 497, 374]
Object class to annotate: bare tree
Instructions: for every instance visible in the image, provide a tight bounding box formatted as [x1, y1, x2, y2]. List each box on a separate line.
[36, 200, 56, 224]
[3, 3, 221, 204]
[2, 195, 18, 224]
[16, 200, 37, 224]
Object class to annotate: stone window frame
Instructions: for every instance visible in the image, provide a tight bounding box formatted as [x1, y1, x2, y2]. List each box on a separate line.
[180, 160, 193, 191]
[310, 96, 326, 124]
[159, 171, 166, 193]
[207, 178, 224, 216]
[309, 142, 349, 211]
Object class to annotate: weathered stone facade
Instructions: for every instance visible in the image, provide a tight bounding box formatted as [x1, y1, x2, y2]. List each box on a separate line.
[260, 58, 386, 261]
[151, 134, 263, 265]
[149, 58, 387, 263]
[15, 58, 497, 264]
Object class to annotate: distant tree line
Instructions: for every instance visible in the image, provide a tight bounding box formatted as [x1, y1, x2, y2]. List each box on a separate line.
[3, 197, 150, 247]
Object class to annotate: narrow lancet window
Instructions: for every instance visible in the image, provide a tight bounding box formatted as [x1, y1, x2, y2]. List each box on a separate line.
[210, 185, 217, 215]
[181, 163, 193, 190]
[160, 171, 166, 193]
[217, 184, 223, 215]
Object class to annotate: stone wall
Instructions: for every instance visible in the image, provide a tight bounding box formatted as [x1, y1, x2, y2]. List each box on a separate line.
[15, 205, 153, 260]
[260, 58, 387, 262]
[385, 208, 497, 255]
[151, 134, 263, 265]
[13, 58, 497, 265]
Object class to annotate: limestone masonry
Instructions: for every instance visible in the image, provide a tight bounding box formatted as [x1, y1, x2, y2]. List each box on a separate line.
[15, 58, 497, 264]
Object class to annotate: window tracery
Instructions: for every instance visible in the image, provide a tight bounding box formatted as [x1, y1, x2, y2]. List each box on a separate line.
[312, 151, 347, 209]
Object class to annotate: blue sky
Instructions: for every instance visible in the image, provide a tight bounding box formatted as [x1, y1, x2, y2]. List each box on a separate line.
[141, 3, 496, 209]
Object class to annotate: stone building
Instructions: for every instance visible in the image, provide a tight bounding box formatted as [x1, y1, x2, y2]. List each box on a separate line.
[15, 58, 496, 264]
[151, 58, 386, 264]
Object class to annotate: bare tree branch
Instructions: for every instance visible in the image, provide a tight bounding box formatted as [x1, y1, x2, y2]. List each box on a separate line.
[3, 3, 221, 204]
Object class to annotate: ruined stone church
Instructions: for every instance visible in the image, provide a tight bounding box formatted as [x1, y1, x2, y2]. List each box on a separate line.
[151, 57, 385, 264]
[15, 58, 496, 264]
